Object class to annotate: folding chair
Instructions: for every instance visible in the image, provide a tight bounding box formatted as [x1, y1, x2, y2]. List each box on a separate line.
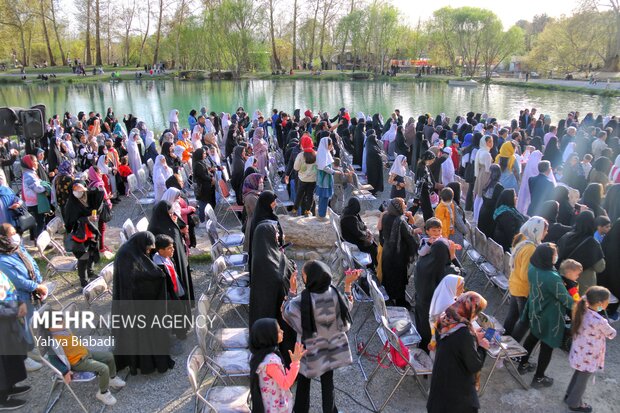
[211, 241, 248, 269]
[357, 274, 418, 381]
[264, 167, 294, 214]
[98, 262, 114, 286]
[482, 238, 508, 295]
[207, 256, 250, 298]
[186, 346, 250, 413]
[127, 174, 156, 218]
[213, 178, 243, 228]
[36, 230, 77, 285]
[45, 216, 65, 236]
[30, 304, 98, 413]
[197, 293, 249, 351]
[477, 312, 529, 395]
[135, 217, 149, 232]
[82, 277, 112, 335]
[364, 316, 433, 412]
[119, 231, 127, 246]
[205, 216, 244, 251]
[122, 218, 137, 239]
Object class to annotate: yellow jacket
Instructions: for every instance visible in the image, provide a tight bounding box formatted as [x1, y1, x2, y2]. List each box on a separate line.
[51, 331, 88, 366]
[508, 242, 536, 297]
[434, 201, 455, 238]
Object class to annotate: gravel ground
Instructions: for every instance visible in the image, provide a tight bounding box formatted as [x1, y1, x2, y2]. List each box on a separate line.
[15, 174, 620, 413]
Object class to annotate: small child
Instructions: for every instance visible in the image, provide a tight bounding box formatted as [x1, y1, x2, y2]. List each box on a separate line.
[250, 318, 305, 413]
[117, 156, 132, 196]
[581, 154, 593, 177]
[560, 259, 583, 302]
[152, 234, 185, 299]
[566, 286, 616, 412]
[593, 216, 611, 243]
[418, 217, 449, 256]
[434, 188, 456, 239]
[49, 315, 126, 406]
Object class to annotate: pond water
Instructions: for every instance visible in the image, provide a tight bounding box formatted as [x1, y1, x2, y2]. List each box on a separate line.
[0, 79, 617, 132]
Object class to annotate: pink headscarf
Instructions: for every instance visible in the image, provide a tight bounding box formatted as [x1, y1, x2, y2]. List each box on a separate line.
[87, 166, 105, 190]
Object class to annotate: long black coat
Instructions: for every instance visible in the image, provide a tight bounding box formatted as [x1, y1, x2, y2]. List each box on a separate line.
[353, 123, 365, 166]
[380, 213, 417, 303]
[427, 327, 486, 413]
[112, 232, 175, 375]
[365, 135, 384, 193]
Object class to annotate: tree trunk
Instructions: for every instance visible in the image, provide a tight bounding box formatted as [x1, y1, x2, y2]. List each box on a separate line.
[49, 0, 66, 65]
[19, 28, 27, 67]
[106, 2, 111, 64]
[308, 0, 320, 66]
[174, 0, 186, 70]
[340, 0, 354, 67]
[39, 0, 56, 66]
[318, 2, 328, 70]
[152, 0, 163, 66]
[269, 0, 281, 70]
[95, 0, 102, 66]
[85, 4, 92, 65]
[138, 1, 151, 67]
[292, 0, 298, 69]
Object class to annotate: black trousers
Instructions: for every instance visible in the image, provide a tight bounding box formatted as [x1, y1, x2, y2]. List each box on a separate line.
[521, 334, 554, 378]
[27, 205, 45, 240]
[294, 181, 316, 215]
[293, 370, 337, 413]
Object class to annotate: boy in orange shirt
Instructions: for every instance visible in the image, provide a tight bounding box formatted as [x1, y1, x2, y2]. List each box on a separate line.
[50, 317, 125, 405]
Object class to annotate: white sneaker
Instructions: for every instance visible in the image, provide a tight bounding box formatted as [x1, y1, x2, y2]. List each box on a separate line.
[96, 391, 117, 406]
[109, 376, 126, 389]
[24, 357, 42, 372]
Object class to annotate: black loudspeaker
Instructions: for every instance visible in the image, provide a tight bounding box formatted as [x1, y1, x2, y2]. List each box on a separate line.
[30, 104, 46, 123]
[0, 107, 18, 136]
[19, 109, 45, 140]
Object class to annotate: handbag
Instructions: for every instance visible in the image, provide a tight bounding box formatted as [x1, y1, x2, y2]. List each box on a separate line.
[99, 202, 112, 223]
[11, 206, 36, 233]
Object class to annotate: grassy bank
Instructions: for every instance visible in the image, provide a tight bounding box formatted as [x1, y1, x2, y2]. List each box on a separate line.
[490, 79, 620, 97]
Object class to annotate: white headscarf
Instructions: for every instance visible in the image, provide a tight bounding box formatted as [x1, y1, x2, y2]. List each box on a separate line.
[244, 156, 256, 172]
[161, 187, 182, 216]
[562, 142, 576, 163]
[357, 112, 365, 121]
[389, 154, 408, 177]
[169, 109, 179, 123]
[316, 137, 334, 170]
[429, 274, 464, 320]
[441, 147, 455, 184]
[516, 150, 542, 213]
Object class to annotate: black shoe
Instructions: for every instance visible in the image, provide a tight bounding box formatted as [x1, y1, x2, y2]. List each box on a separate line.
[0, 398, 28, 410]
[531, 375, 553, 388]
[517, 362, 537, 375]
[569, 403, 592, 412]
[7, 386, 31, 397]
[80, 278, 88, 288]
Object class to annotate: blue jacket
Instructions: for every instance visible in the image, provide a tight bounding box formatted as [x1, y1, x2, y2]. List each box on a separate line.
[527, 174, 555, 216]
[0, 247, 42, 302]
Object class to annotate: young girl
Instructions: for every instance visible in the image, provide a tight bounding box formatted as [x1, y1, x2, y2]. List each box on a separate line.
[566, 286, 616, 412]
[250, 318, 306, 413]
[434, 187, 456, 240]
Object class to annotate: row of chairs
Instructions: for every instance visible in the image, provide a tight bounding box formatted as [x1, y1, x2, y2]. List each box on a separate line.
[187, 223, 253, 411]
[464, 227, 512, 315]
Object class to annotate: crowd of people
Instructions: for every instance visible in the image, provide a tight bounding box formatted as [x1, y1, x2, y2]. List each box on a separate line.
[0, 102, 618, 412]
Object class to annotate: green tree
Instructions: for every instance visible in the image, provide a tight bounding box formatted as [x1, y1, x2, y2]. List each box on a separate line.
[480, 24, 524, 79]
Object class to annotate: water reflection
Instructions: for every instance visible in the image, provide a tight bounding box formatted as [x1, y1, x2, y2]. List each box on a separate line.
[0, 80, 617, 132]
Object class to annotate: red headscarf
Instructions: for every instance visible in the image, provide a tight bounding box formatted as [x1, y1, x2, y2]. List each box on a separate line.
[304, 109, 313, 118]
[342, 112, 351, 121]
[301, 135, 314, 153]
[21, 155, 36, 170]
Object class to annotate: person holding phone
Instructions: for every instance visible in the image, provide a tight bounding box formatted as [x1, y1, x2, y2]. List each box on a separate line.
[427, 292, 489, 413]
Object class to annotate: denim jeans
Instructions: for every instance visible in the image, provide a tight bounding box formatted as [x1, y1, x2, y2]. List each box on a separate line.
[318, 196, 330, 217]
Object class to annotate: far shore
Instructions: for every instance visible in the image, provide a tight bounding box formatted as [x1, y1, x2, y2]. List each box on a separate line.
[1, 67, 619, 97]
